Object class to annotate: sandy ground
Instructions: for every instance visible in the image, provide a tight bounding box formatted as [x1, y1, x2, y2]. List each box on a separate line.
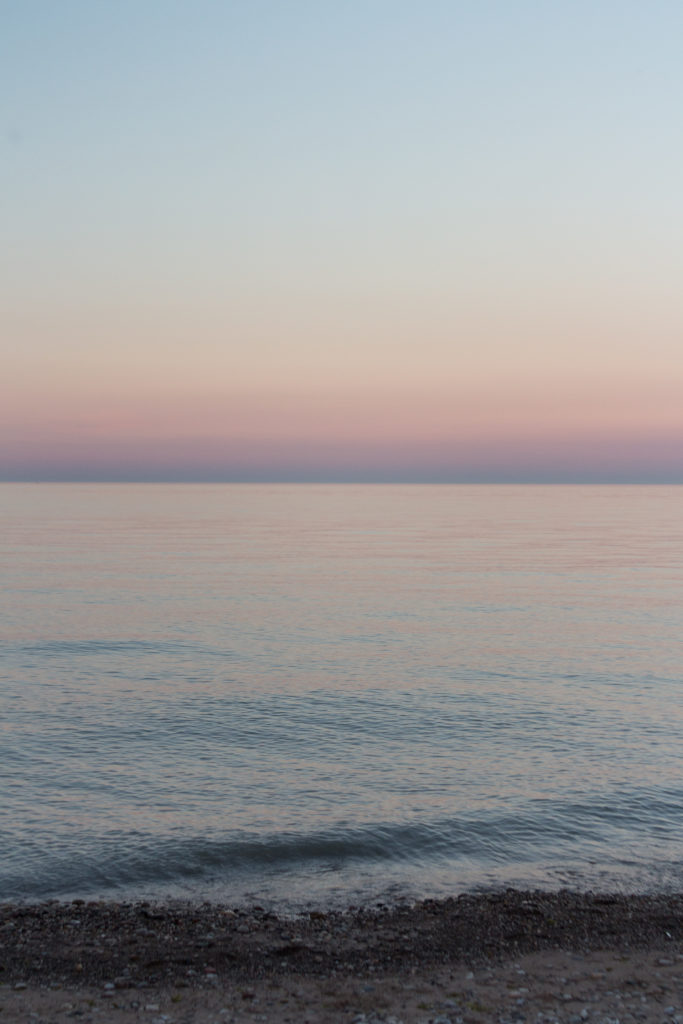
[2, 948, 683, 1024]
[2, 892, 682, 1022]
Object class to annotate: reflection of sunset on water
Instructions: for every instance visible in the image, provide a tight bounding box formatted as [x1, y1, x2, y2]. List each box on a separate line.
[2, 483, 682, 906]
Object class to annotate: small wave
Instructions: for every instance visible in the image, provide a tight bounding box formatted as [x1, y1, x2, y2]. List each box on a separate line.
[4, 783, 683, 903]
[0, 805, 637, 902]
[17, 639, 234, 660]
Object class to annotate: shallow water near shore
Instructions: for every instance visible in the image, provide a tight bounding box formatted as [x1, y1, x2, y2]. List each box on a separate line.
[2, 483, 682, 907]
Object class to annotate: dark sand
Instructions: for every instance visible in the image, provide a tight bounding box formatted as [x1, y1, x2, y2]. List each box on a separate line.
[2, 891, 682, 1022]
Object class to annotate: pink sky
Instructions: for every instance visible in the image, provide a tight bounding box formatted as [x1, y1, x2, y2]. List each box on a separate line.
[4, 4, 683, 481]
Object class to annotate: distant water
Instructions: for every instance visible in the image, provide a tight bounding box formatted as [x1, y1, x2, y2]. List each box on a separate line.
[2, 484, 682, 908]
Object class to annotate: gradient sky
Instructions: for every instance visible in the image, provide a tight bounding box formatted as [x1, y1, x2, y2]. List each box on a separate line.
[3, 1, 682, 481]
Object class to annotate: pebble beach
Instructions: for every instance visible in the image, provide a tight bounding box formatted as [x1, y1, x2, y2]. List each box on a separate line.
[2, 891, 682, 1023]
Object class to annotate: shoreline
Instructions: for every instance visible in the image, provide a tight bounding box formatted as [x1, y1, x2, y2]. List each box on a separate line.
[2, 890, 682, 1022]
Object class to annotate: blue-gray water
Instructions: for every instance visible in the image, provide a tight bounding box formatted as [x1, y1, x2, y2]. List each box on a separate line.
[2, 484, 682, 908]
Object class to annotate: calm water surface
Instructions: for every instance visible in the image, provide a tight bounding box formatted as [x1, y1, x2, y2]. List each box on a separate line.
[1, 484, 682, 907]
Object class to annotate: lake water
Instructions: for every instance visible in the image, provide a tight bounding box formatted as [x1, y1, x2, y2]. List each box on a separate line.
[1, 483, 682, 908]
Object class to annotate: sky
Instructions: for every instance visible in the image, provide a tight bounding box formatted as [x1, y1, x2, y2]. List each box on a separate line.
[2, 1, 683, 482]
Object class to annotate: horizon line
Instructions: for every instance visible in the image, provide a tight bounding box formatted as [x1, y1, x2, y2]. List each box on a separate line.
[2, 478, 682, 487]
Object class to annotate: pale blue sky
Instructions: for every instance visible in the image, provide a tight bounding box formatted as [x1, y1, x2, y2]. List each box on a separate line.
[3, 2, 683, 481]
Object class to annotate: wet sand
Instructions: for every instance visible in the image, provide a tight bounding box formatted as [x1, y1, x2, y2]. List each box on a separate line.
[2, 891, 682, 1022]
